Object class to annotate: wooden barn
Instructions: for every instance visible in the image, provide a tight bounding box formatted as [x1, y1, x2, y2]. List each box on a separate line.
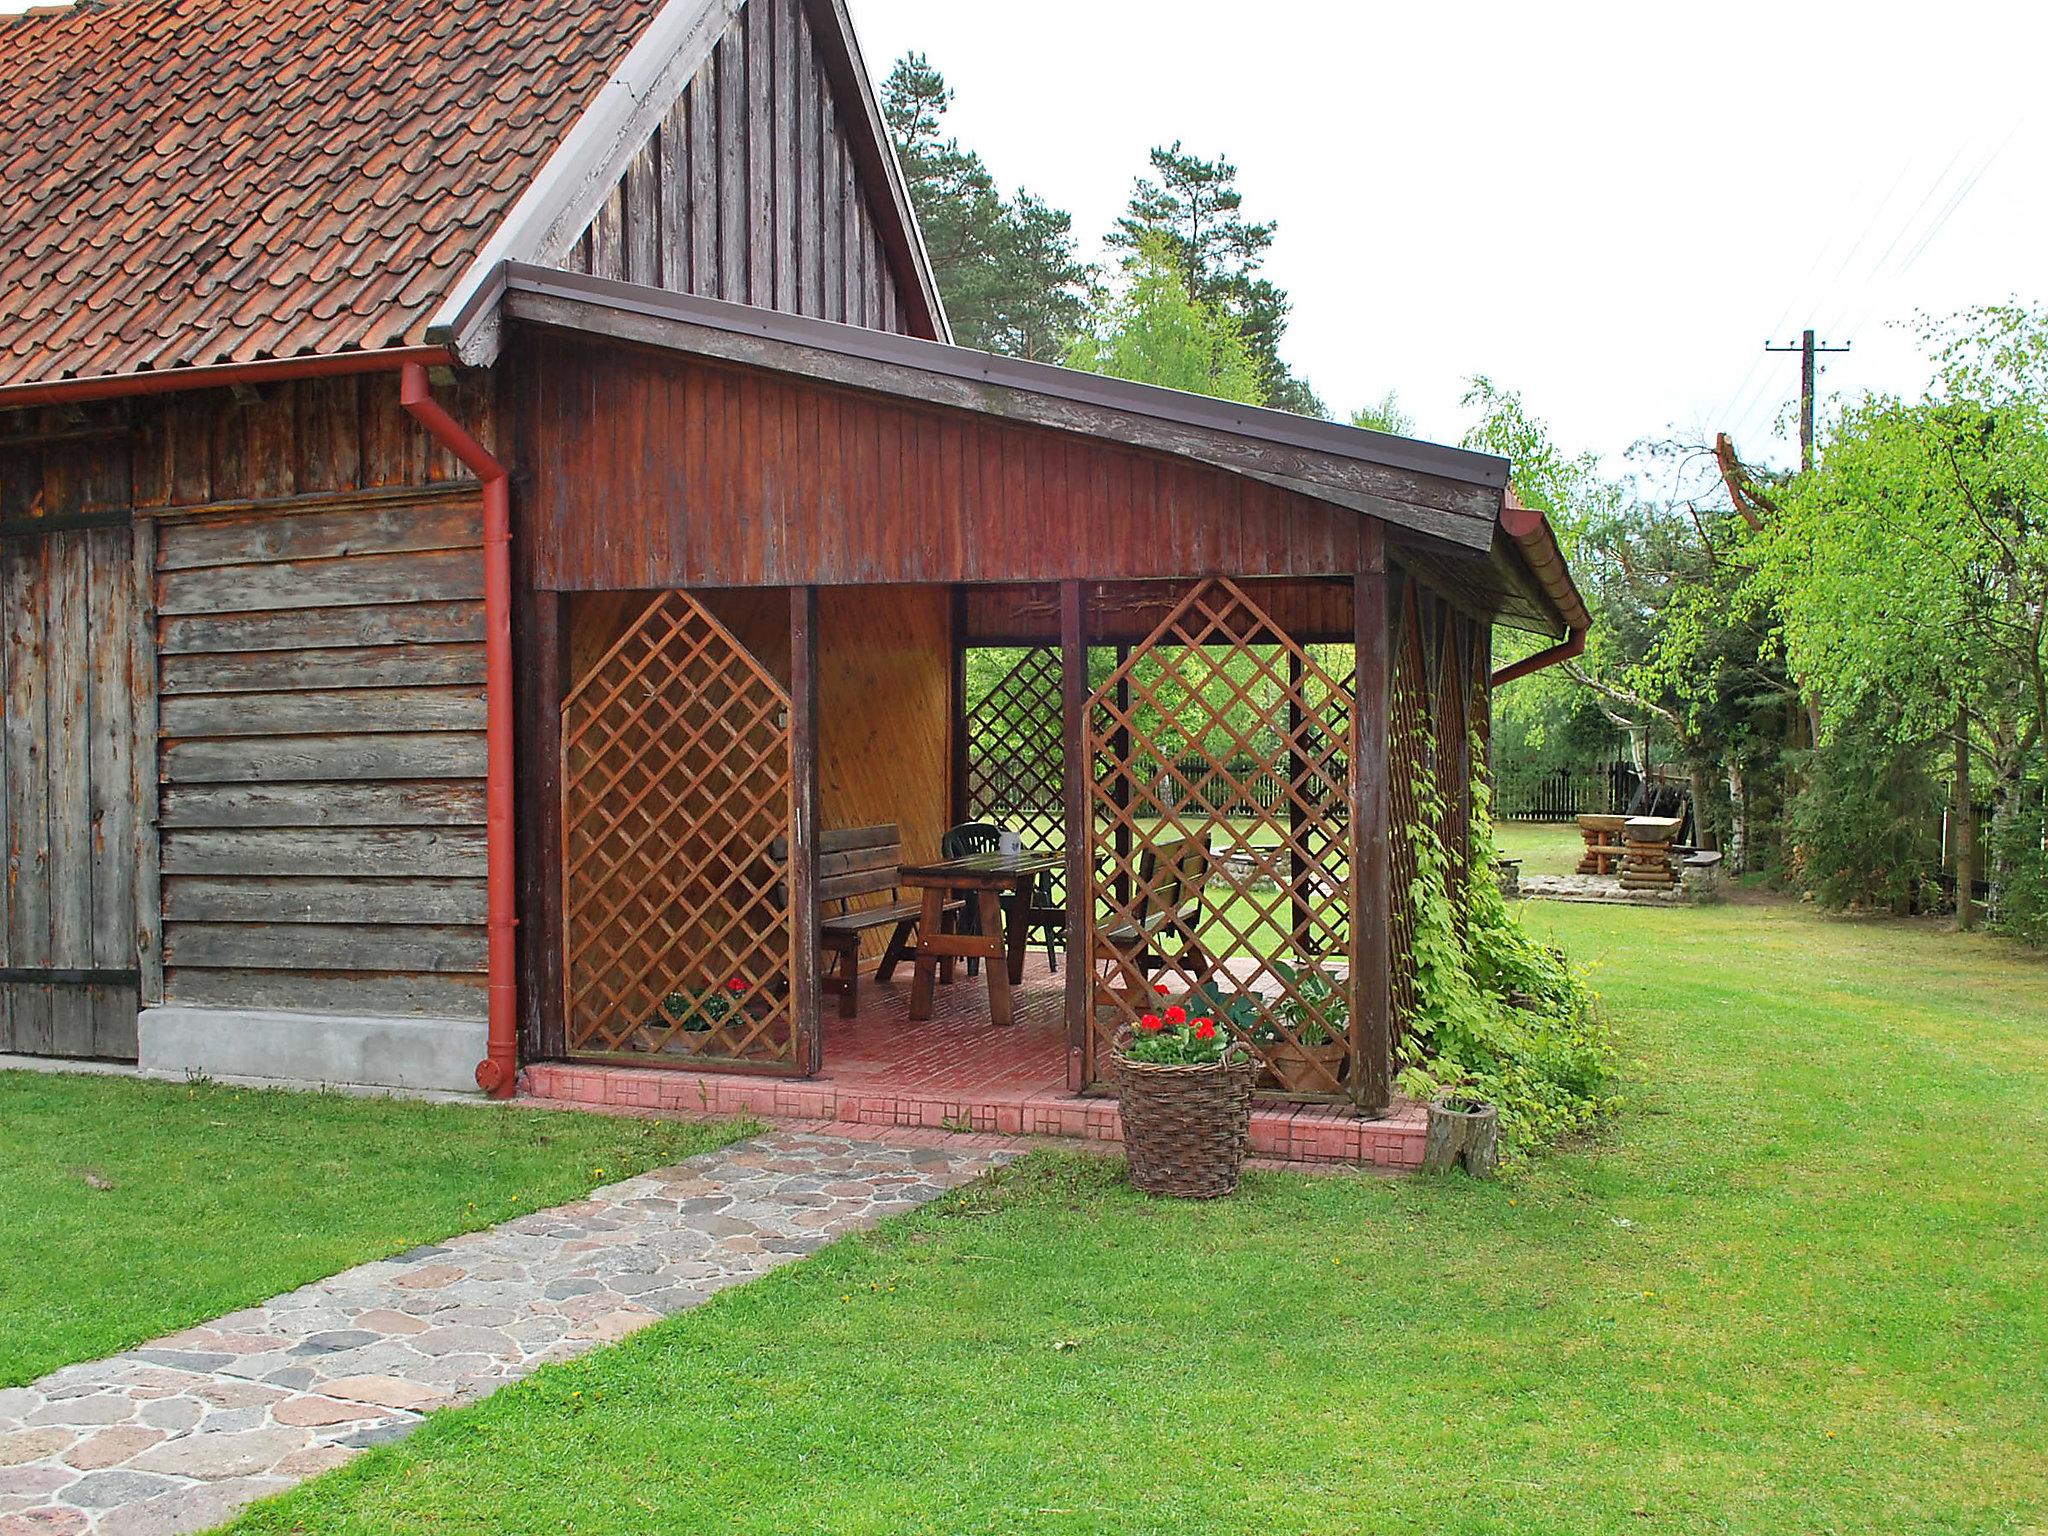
[0, 0, 1586, 1152]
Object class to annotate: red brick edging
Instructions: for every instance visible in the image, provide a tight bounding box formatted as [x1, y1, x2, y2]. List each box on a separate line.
[522, 1062, 1427, 1171]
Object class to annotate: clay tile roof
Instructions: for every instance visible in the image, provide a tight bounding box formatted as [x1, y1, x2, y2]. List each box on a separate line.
[0, 0, 663, 392]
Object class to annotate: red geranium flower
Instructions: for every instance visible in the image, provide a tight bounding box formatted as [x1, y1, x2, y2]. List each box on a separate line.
[1139, 1013, 1164, 1033]
[1163, 1004, 1187, 1026]
[726, 978, 748, 993]
[1193, 1018, 1218, 1041]
[1154, 983, 1170, 996]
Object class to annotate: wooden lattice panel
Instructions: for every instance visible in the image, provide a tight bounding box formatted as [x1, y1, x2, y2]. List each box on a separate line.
[1085, 578, 1356, 1098]
[560, 591, 797, 1066]
[1388, 581, 1429, 1048]
[965, 647, 1066, 899]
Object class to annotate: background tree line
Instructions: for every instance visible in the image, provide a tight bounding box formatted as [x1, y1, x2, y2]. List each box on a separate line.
[1482, 305, 2048, 943]
[888, 52, 2048, 945]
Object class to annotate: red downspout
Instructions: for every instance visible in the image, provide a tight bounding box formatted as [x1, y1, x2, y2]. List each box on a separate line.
[400, 365, 518, 1098]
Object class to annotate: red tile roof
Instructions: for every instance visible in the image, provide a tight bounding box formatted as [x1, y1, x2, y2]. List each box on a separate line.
[0, 0, 663, 392]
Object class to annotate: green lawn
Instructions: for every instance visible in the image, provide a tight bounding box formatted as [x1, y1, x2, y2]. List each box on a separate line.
[0, 1072, 746, 1386]
[1497, 817, 1585, 877]
[223, 900, 2048, 1535]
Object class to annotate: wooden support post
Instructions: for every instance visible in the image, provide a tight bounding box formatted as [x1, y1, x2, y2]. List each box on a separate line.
[1060, 581, 1090, 1091]
[789, 585, 823, 1075]
[517, 584, 567, 1061]
[1112, 643, 1132, 907]
[1350, 538, 1393, 1117]
[948, 585, 969, 829]
[1287, 646, 1309, 952]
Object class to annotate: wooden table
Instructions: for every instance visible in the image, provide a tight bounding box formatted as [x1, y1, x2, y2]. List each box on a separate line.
[899, 850, 1061, 1027]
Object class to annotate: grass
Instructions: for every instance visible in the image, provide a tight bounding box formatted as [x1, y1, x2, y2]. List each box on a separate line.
[0, 1072, 747, 1387]
[1496, 817, 1586, 877]
[221, 898, 2048, 1535]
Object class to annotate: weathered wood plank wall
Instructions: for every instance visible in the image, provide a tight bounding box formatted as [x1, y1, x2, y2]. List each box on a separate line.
[0, 405, 151, 1057]
[517, 334, 1369, 592]
[154, 486, 489, 1022]
[4, 373, 495, 1050]
[556, 0, 923, 337]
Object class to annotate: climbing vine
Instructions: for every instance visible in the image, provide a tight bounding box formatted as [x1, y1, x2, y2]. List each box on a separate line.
[1395, 738, 1617, 1159]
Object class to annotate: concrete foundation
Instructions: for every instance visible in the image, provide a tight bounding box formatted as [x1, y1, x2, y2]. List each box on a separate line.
[138, 1006, 488, 1096]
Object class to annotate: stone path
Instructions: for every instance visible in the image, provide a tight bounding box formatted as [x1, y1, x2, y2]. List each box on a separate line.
[0, 1130, 1006, 1536]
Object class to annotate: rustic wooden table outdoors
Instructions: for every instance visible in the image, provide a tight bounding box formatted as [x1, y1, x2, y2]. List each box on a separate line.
[898, 850, 1061, 1028]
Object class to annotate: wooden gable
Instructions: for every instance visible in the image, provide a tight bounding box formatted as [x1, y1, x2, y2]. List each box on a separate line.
[552, 0, 940, 340]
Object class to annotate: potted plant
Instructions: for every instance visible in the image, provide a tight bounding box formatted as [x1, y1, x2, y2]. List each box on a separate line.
[657, 977, 750, 1045]
[1259, 960, 1351, 1094]
[1111, 997, 1256, 1199]
[1401, 1060, 1500, 1178]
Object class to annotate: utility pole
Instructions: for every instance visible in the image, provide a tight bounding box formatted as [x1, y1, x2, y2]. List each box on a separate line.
[1764, 328, 1851, 473]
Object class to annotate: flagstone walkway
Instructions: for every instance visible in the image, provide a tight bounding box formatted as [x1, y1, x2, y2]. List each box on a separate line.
[0, 1130, 1007, 1536]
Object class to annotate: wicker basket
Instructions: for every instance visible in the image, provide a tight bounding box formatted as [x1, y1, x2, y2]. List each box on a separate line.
[1112, 1047, 1256, 1199]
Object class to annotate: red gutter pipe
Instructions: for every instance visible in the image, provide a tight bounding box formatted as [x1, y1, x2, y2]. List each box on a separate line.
[0, 347, 452, 410]
[1491, 626, 1587, 687]
[1491, 491, 1591, 688]
[400, 364, 519, 1099]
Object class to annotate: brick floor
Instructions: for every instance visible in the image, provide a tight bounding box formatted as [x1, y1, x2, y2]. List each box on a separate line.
[525, 957, 1427, 1170]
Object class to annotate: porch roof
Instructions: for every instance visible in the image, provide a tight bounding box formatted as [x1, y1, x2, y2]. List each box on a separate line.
[496, 262, 1585, 636]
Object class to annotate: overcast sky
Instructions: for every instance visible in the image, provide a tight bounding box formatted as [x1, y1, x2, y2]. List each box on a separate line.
[9, 0, 2037, 497]
[847, 0, 2043, 497]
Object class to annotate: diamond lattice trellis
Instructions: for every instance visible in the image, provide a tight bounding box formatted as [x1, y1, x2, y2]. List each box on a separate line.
[965, 647, 1067, 901]
[1084, 578, 1356, 1098]
[560, 591, 797, 1066]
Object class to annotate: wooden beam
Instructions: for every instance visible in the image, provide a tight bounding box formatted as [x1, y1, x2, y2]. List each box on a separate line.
[947, 584, 968, 827]
[789, 584, 823, 1075]
[1350, 529, 1393, 1117]
[1060, 580, 1089, 1092]
[518, 584, 566, 1062]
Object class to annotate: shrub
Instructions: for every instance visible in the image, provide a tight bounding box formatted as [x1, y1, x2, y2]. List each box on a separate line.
[1783, 718, 1941, 913]
[1992, 799, 2048, 946]
[1395, 770, 1617, 1161]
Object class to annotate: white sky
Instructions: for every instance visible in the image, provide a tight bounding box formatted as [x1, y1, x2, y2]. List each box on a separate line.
[847, 0, 2045, 494]
[8, 0, 2038, 494]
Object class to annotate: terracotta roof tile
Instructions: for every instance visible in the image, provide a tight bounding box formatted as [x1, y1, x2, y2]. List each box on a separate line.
[0, 0, 665, 391]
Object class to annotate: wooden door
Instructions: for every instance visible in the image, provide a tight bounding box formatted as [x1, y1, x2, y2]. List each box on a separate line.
[0, 516, 154, 1059]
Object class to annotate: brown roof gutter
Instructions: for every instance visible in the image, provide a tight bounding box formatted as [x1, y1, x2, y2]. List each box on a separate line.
[0, 346, 453, 410]
[1492, 491, 1591, 686]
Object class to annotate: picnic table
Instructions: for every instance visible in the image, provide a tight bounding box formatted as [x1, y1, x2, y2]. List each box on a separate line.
[899, 849, 1061, 1028]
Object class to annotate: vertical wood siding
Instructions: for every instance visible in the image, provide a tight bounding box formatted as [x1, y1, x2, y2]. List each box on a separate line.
[0, 411, 151, 1057]
[518, 334, 1369, 592]
[556, 0, 921, 335]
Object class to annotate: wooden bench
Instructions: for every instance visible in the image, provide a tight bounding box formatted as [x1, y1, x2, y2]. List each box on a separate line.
[810, 825, 962, 1018]
[1102, 836, 1210, 981]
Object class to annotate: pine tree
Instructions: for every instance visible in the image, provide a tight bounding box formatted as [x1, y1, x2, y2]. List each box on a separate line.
[881, 54, 1091, 361]
[1109, 143, 1323, 417]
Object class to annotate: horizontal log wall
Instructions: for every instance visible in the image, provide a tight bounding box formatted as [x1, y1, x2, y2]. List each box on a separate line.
[558, 0, 919, 336]
[123, 372, 494, 1026]
[155, 488, 489, 1021]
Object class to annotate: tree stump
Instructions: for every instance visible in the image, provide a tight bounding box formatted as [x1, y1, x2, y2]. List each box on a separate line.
[1422, 1100, 1501, 1178]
